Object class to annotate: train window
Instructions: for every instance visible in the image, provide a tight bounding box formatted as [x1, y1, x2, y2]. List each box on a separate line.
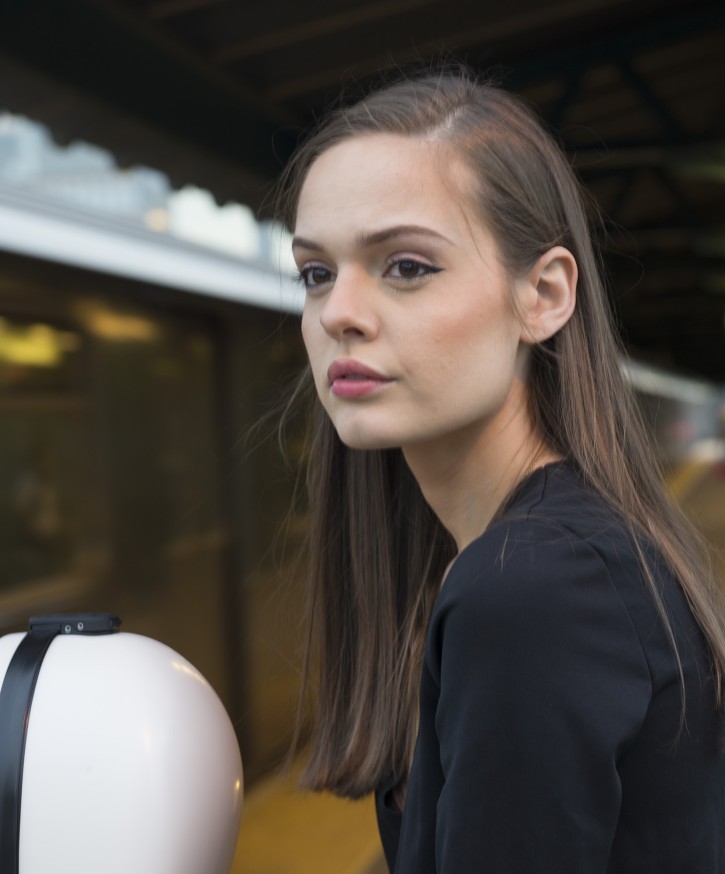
[0, 316, 90, 601]
[0, 318, 83, 392]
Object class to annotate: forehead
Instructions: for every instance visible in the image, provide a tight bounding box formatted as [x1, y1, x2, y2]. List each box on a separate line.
[295, 134, 481, 240]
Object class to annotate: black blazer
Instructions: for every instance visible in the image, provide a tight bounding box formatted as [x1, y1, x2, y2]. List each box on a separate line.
[376, 461, 724, 873]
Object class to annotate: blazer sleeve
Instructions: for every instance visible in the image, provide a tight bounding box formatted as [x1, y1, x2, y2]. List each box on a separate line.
[427, 528, 653, 873]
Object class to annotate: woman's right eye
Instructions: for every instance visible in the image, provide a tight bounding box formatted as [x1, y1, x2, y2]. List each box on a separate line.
[297, 265, 335, 290]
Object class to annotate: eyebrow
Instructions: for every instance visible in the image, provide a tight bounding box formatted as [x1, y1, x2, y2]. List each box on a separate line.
[291, 224, 454, 252]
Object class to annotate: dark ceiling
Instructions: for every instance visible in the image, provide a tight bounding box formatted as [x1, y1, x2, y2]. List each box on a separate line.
[0, 0, 723, 380]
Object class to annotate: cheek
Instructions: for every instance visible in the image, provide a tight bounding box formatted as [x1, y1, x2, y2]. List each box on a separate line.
[300, 312, 331, 399]
[430, 297, 517, 358]
[301, 310, 320, 361]
[411, 297, 521, 399]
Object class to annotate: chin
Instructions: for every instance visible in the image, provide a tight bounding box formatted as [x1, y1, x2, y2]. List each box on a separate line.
[333, 425, 401, 452]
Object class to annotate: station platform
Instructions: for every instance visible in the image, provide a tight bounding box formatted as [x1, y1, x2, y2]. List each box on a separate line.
[231, 762, 387, 874]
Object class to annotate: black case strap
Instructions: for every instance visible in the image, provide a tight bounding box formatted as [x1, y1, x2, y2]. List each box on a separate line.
[0, 613, 120, 873]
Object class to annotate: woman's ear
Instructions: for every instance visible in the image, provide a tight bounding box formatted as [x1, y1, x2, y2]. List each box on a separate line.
[518, 246, 577, 344]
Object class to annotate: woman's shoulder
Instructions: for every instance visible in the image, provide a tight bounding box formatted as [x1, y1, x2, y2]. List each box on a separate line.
[431, 461, 695, 679]
[441, 460, 641, 602]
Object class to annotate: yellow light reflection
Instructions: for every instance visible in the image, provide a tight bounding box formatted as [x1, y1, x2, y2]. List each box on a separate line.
[73, 301, 159, 342]
[0, 321, 74, 367]
[89, 311, 158, 342]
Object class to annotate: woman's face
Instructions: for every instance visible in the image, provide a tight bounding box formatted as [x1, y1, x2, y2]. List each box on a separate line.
[294, 133, 531, 454]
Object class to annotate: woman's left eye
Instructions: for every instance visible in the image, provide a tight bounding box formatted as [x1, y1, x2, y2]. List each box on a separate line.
[386, 259, 442, 282]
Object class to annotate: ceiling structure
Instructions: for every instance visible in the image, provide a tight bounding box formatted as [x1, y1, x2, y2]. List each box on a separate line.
[0, 0, 723, 380]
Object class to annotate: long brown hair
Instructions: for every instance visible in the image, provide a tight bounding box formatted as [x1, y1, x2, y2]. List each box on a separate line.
[277, 69, 725, 798]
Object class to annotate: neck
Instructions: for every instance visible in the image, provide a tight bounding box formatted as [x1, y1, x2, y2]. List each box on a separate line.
[402, 394, 553, 552]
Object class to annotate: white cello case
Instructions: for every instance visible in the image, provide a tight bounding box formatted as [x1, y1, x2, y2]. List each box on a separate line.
[0, 617, 243, 874]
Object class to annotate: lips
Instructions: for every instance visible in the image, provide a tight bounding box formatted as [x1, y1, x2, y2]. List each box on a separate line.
[327, 360, 390, 384]
[327, 359, 393, 398]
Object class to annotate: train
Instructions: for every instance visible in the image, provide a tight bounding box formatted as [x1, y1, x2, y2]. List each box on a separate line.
[0, 215, 309, 787]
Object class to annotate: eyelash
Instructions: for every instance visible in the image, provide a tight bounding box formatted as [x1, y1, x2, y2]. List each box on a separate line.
[294, 263, 332, 290]
[295, 258, 442, 292]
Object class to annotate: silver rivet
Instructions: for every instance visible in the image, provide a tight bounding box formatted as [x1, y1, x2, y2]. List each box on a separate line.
[77, 622, 84, 631]
[64, 624, 72, 634]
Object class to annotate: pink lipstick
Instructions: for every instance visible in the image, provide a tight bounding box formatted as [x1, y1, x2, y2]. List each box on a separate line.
[327, 359, 393, 398]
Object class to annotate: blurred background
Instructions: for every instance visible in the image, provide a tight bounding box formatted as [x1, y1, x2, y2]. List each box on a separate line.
[0, 1, 723, 872]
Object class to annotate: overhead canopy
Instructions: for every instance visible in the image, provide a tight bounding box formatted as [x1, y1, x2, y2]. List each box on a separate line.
[0, 0, 723, 379]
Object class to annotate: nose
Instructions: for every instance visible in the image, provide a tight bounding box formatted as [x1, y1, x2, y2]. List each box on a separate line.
[318, 268, 378, 340]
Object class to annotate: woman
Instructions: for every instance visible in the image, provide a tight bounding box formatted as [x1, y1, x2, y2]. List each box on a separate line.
[278, 70, 725, 872]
